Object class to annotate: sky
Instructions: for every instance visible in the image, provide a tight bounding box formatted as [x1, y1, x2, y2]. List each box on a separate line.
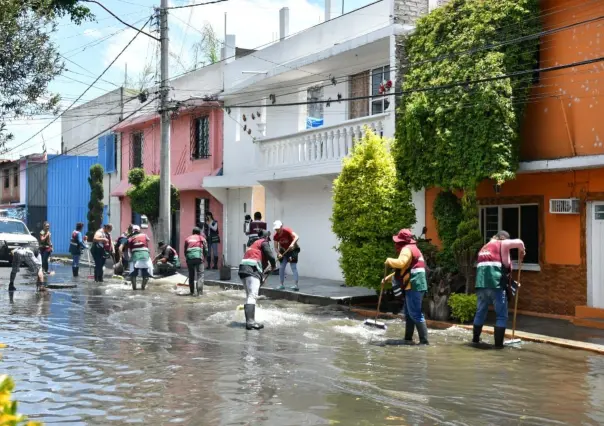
[4, 0, 373, 159]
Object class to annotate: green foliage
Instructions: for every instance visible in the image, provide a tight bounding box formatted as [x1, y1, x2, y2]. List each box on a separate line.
[0, 0, 92, 150]
[451, 191, 483, 293]
[393, 0, 540, 191]
[448, 293, 477, 323]
[331, 130, 415, 289]
[0, 375, 43, 425]
[416, 239, 438, 270]
[126, 169, 180, 228]
[87, 164, 104, 241]
[433, 191, 463, 272]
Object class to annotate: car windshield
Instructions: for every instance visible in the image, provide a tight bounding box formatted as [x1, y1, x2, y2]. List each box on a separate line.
[0, 221, 29, 234]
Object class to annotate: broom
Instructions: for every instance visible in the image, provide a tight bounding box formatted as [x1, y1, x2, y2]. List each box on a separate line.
[364, 265, 388, 329]
[505, 258, 523, 345]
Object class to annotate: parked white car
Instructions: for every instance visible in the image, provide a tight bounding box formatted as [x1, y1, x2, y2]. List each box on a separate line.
[0, 218, 39, 263]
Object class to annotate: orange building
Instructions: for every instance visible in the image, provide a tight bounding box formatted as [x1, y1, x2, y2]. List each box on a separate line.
[425, 0, 604, 321]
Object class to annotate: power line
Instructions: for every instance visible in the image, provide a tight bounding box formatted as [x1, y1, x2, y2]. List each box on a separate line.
[4, 18, 153, 156]
[166, 0, 228, 10]
[81, 0, 160, 41]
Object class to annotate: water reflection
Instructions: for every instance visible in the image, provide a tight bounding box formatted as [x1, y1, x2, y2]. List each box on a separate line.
[0, 267, 603, 425]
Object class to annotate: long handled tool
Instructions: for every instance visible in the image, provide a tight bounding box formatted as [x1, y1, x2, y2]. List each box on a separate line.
[364, 265, 388, 330]
[506, 259, 523, 345]
[86, 247, 94, 280]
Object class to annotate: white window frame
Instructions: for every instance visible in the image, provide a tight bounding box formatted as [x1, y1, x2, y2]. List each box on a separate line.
[479, 203, 541, 271]
[369, 65, 390, 116]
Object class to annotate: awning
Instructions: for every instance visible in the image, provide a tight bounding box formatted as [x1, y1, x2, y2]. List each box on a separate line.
[172, 171, 203, 191]
[110, 180, 132, 197]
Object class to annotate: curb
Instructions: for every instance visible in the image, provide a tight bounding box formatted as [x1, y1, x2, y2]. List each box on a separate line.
[349, 307, 604, 355]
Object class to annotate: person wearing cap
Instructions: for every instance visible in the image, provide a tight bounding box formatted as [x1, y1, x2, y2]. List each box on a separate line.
[127, 225, 152, 290]
[238, 229, 277, 330]
[153, 240, 180, 277]
[91, 224, 114, 283]
[473, 230, 525, 348]
[382, 229, 429, 345]
[184, 227, 209, 296]
[273, 220, 300, 291]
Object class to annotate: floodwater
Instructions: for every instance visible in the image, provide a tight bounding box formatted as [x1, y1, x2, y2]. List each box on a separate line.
[1, 266, 604, 425]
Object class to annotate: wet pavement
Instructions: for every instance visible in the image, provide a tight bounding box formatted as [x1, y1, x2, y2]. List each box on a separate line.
[2, 264, 604, 425]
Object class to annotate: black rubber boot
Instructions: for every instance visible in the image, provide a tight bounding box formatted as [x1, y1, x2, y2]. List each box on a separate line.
[404, 316, 415, 343]
[75, 267, 79, 277]
[416, 322, 430, 345]
[142, 277, 149, 290]
[131, 276, 137, 291]
[244, 304, 264, 330]
[8, 284, 16, 292]
[72, 267, 77, 277]
[472, 324, 483, 344]
[494, 327, 506, 348]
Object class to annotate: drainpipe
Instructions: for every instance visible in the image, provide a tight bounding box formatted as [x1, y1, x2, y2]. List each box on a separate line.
[224, 188, 228, 267]
[559, 97, 576, 157]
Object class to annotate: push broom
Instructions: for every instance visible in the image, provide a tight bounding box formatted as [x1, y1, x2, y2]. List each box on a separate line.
[506, 259, 523, 345]
[364, 265, 388, 329]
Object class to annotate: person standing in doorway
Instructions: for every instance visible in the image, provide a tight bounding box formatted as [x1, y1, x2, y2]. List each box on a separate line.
[382, 229, 429, 345]
[238, 229, 276, 330]
[184, 227, 208, 296]
[247, 212, 267, 247]
[39, 221, 52, 274]
[69, 222, 87, 277]
[127, 225, 152, 290]
[273, 220, 300, 291]
[205, 212, 220, 269]
[473, 230, 525, 348]
[91, 224, 113, 283]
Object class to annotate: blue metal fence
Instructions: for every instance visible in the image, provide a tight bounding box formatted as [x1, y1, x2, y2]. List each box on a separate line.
[47, 155, 98, 254]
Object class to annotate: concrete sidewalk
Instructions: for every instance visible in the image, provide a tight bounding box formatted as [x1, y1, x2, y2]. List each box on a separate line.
[202, 268, 377, 306]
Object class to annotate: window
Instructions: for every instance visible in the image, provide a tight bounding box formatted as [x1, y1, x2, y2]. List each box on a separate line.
[371, 65, 390, 115]
[131, 210, 142, 226]
[306, 86, 324, 129]
[3, 170, 8, 189]
[13, 169, 18, 187]
[479, 204, 540, 265]
[195, 198, 210, 228]
[98, 134, 116, 174]
[191, 116, 210, 159]
[349, 70, 369, 119]
[130, 132, 143, 169]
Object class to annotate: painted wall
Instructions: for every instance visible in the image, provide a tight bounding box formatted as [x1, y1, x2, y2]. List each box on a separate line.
[47, 155, 98, 254]
[0, 162, 20, 204]
[520, 0, 604, 160]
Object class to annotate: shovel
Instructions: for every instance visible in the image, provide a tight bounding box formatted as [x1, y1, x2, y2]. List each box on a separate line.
[505, 259, 523, 345]
[364, 265, 388, 330]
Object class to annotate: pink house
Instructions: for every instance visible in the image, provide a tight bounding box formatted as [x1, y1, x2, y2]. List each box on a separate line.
[111, 100, 224, 265]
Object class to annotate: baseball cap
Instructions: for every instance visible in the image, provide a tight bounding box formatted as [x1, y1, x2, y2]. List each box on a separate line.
[132, 225, 141, 232]
[273, 220, 283, 230]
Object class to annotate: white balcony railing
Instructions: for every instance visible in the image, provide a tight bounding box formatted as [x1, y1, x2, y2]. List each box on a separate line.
[257, 113, 389, 170]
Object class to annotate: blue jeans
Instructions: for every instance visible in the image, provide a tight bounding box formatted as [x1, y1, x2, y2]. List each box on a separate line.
[404, 289, 426, 323]
[72, 254, 80, 268]
[279, 257, 298, 285]
[207, 242, 219, 267]
[474, 288, 508, 328]
[41, 251, 51, 273]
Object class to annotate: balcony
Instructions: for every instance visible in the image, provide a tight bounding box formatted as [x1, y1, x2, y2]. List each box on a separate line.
[254, 113, 390, 181]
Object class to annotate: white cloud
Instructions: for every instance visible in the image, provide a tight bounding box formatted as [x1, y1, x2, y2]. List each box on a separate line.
[83, 28, 103, 39]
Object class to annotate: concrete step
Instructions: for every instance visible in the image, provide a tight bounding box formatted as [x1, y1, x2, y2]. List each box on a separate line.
[575, 305, 604, 320]
[573, 317, 604, 330]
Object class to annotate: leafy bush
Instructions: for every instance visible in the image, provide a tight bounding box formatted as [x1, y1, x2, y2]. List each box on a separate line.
[448, 293, 477, 323]
[331, 130, 415, 290]
[0, 375, 42, 425]
[416, 239, 438, 270]
[433, 191, 462, 273]
[87, 164, 104, 241]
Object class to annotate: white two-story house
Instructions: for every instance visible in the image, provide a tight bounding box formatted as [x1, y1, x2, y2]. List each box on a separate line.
[204, 0, 443, 281]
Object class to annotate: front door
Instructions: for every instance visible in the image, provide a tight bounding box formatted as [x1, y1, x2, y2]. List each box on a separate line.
[588, 202, 604, 308]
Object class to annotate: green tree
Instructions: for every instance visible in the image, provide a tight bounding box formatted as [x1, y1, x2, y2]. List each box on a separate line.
[393, 0, 540, 191]
[0, 0, 92, 150]
[433, 191, 463, 272]
[451, 191, 483, 293]
[331, 130, 415, 290]
[87, 164, 104, 241]
[126, 168, 179, 239]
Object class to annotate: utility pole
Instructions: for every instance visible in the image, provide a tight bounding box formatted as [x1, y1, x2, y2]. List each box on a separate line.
[158, 0, 171, 245]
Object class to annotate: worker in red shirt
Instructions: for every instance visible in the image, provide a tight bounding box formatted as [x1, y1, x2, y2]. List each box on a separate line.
[273, 220, 300, 291]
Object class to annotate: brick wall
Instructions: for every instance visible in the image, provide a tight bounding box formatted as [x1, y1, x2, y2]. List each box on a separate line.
[393, 0, 429, 25]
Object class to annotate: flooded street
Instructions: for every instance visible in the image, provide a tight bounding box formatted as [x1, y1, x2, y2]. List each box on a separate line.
[2, 266, 604, 425]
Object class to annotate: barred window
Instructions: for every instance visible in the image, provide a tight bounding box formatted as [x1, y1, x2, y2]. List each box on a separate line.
[191, 116, 210, 159]
[130, 132, 144, 169]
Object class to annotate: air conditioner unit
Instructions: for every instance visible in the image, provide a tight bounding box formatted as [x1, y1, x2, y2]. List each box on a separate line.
[549, 198, 580, 214]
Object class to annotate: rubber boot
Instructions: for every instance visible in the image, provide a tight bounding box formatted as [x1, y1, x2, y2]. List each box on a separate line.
[403, 316, 415, 344]
[72, 267, 77, 277]
[416, 322, 430, 345]
[74, 267, 79, 277]
[9, 272, 17, 291]
[494, 327, 506, 348]
[142, 277, 149, 290]
[189, 279, 195, 295]
[244, 304, 264, 330]
[131, 276, 137, 291]
[472, 324, 483, 344]
[197, 280, 203, 295]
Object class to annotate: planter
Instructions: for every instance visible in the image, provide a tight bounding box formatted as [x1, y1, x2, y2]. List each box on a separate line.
[219, 266, 231, 281]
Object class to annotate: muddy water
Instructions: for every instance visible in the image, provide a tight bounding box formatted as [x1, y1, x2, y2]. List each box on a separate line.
[1, 268, 604, 425]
